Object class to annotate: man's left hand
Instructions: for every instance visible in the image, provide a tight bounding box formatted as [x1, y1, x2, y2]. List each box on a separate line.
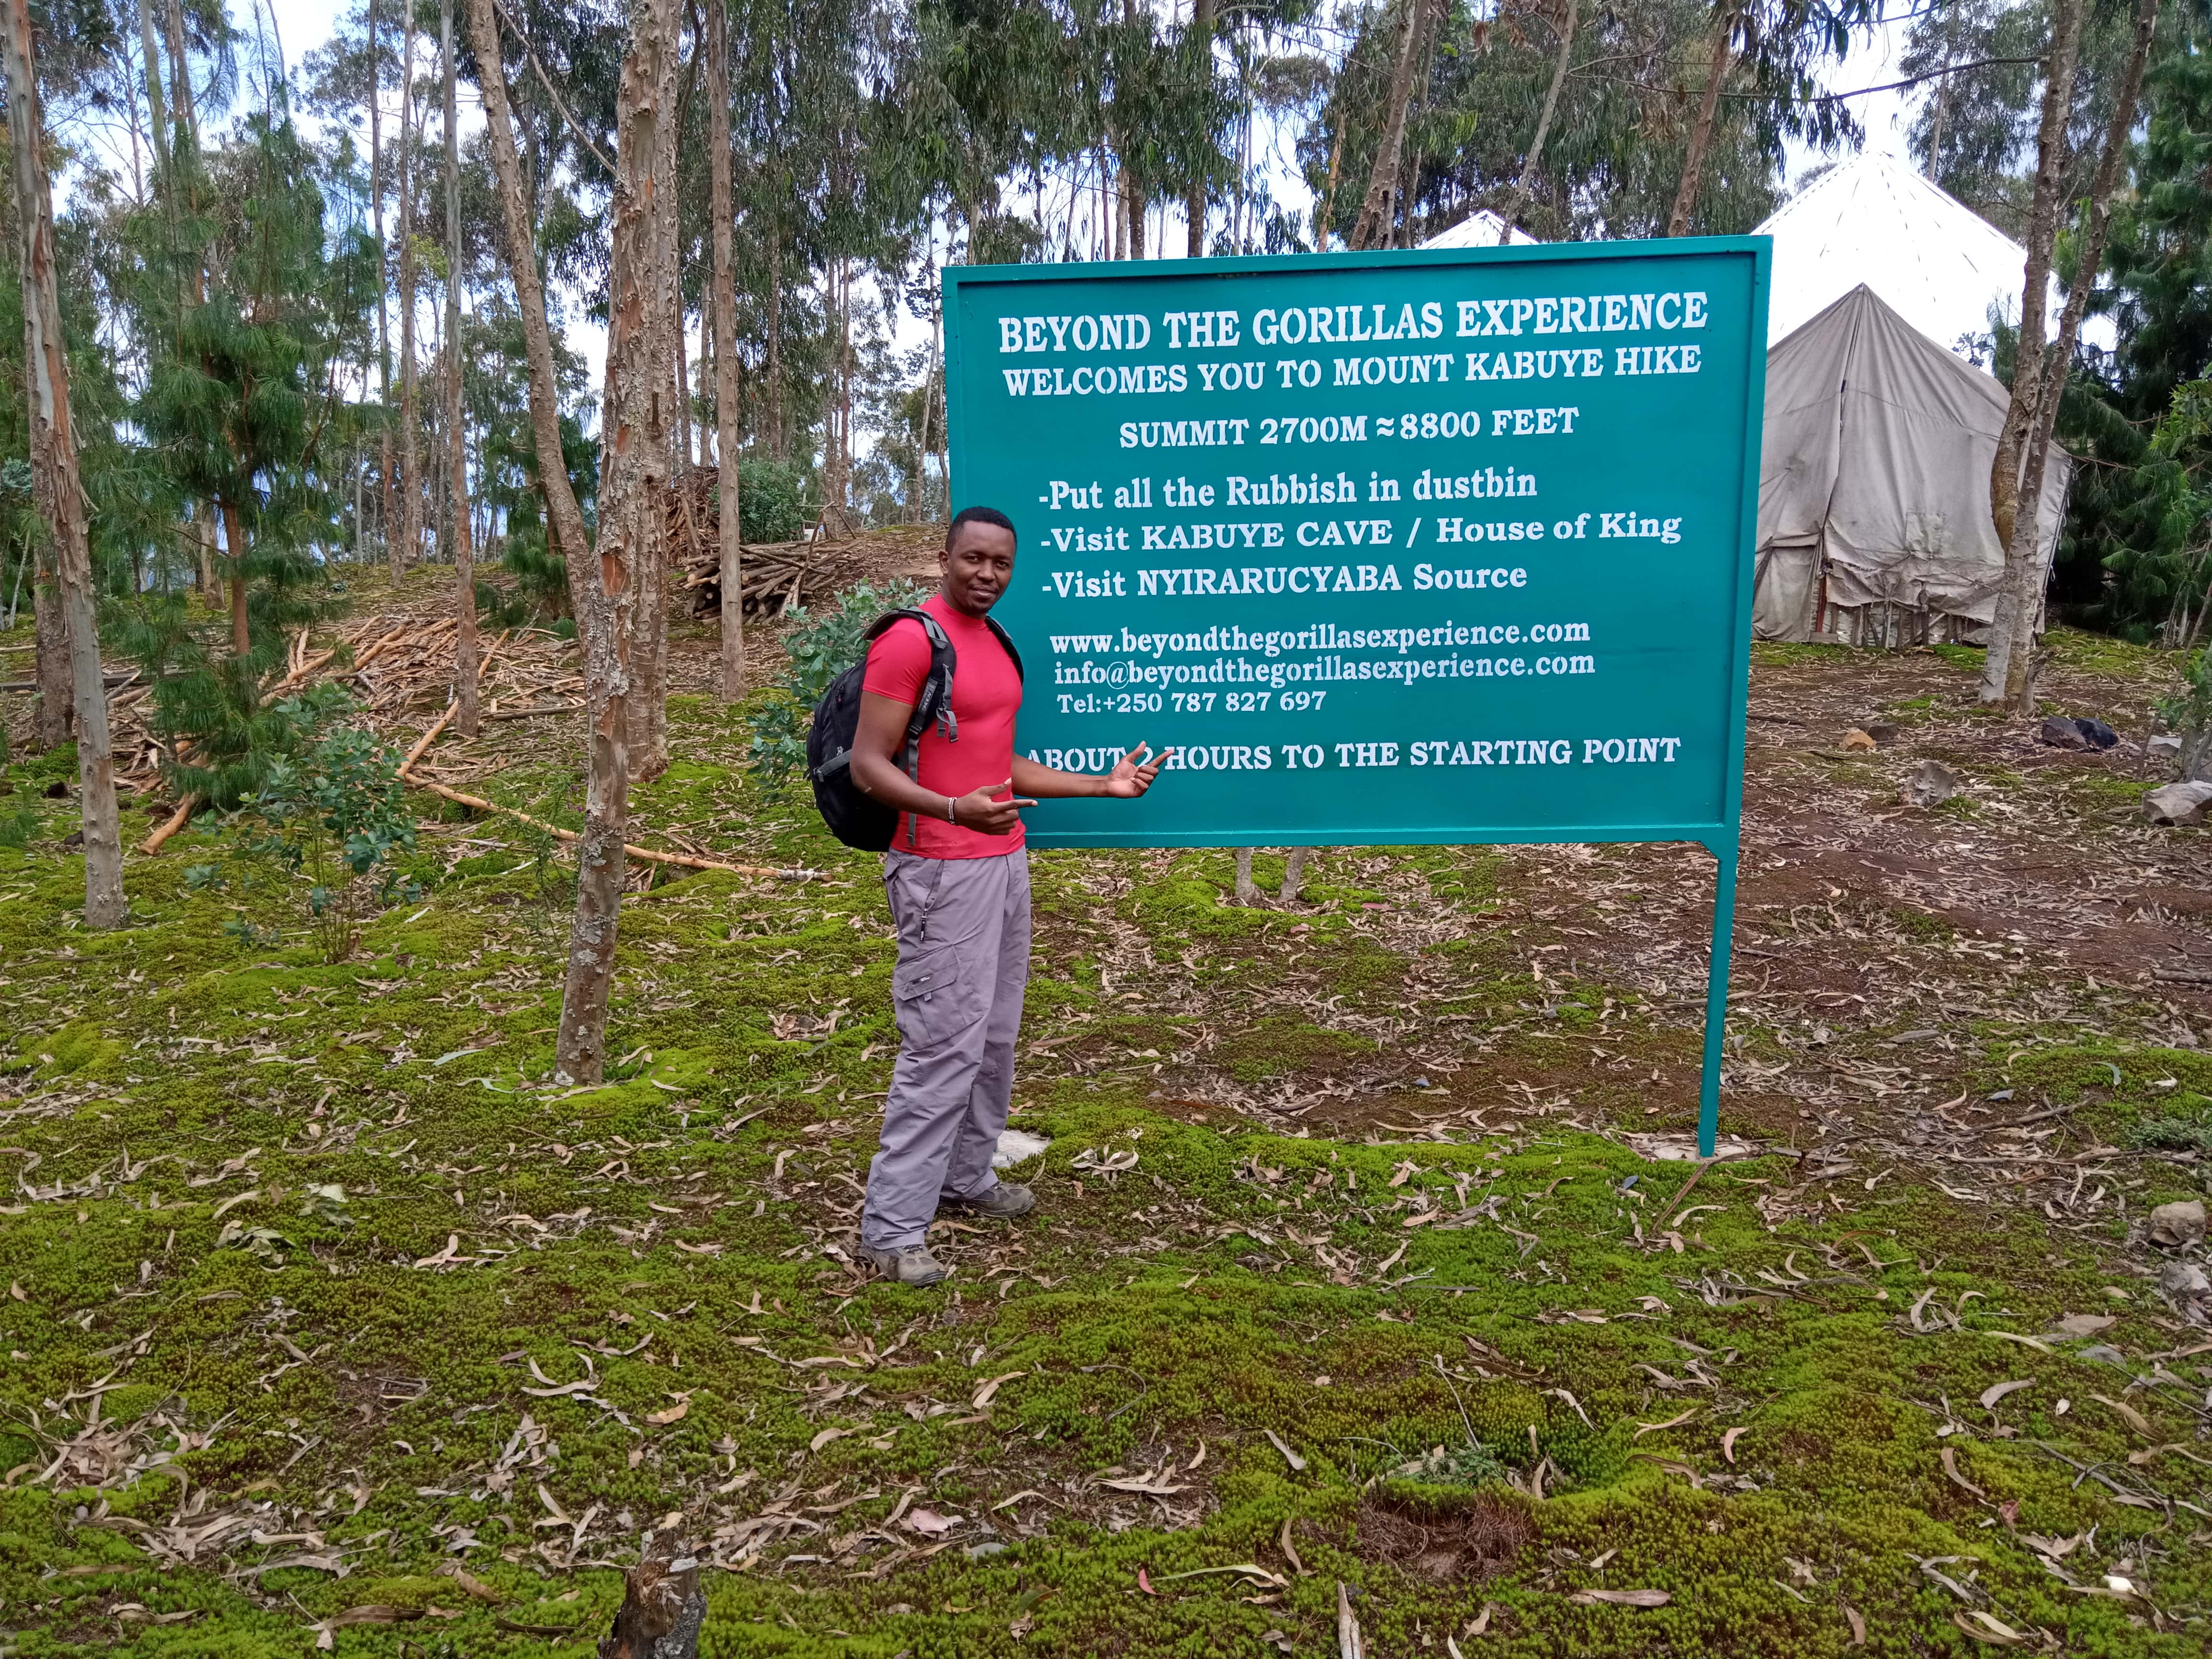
[1103, 742, 1172, 798]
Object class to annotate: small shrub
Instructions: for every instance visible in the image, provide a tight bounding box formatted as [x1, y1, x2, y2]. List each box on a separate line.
[747, 577, 933, 788]
[736, 454, 811, 543]
[187, 691, 420, 962]
[2154, 647, 2211, 780]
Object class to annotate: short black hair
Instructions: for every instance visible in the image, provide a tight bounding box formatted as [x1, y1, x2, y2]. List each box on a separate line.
[948, 505, 1017, 549]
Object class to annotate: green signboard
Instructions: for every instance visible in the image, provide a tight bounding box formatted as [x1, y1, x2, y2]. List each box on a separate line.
[943, 238, 1770, 1154]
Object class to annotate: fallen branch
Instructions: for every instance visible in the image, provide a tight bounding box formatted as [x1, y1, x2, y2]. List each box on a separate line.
[404, 776, 810, 881]
[139, 795, 199, 855]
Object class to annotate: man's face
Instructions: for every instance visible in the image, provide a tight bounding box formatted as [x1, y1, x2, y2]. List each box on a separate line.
[941, 520, 1017, 617]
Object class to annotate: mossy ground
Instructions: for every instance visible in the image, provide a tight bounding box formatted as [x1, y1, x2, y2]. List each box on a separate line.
[1, 602, 2208, 1656]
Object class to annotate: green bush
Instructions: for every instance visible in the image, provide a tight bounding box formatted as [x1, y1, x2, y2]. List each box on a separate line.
[2155, 646, 2211, 779]
[736, 454, 811, 543]
[746, 577, 934, 788]
[184, 690, 420, 962]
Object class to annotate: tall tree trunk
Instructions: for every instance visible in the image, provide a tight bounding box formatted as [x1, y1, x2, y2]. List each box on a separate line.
[766, 225, 782, 458]
[442, 0, 477, 735]
[1349, 0, 1429, 251]
[398, 12, 420, 579]
[137, 0, 169, 178]
[709, 0, 743, 701]
[467, 0, 592, 588]
[194, 502, 214, 594]
[1983, 0, 2086, 704]
[1185, 0, 1214, 255]
[5, 0, 122, 926]
[371, 0, 396, 584]
[626, 12, 680, 784]
[673, 320, 693, 469]
[221, 498, 249, 655]
[1499, 0, 1577, 240]
[1997, 0, 2158, 711]
[553, 0, 677, 1084]
[1667, 4, 1735, 237]
[30, 538, 66, 746]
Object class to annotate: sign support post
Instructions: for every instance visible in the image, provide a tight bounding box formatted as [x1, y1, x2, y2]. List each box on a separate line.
[1697, 841, 1740, 1158]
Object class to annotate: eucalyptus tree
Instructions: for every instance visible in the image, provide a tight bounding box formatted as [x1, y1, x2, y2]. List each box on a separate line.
[2, 0, 122, 925]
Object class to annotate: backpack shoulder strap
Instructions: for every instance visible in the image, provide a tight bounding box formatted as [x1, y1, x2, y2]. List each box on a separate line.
[984, 615, 1024, 684]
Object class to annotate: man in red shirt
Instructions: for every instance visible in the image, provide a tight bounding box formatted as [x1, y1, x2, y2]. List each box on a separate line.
[849, 506, 1167, 1284]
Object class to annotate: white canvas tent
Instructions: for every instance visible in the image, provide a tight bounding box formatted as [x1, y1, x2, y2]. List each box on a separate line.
[1755, 149, 2080, 354]
[1756, 284, 2071, 645]
[1419, 209, 1542, 249]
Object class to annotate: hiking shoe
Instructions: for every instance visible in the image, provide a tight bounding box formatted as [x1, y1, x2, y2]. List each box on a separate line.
[942, 1181, 1035, 1220]
[861, 1243, 951, 1286]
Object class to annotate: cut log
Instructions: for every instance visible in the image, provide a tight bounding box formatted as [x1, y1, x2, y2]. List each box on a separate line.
[596, 1548, 705, 1659]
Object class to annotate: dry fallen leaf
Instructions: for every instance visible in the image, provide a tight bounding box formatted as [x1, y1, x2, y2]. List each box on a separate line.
[1940, 1447, 1986, 1498]
[2091, 1394, 2152, 1436]
[971, 1370, 1025, 1410]
[1841, 1602, 1866, 1646]
[808, 1426, 853, 1453]
[1720, 1426, 1747, 1464]
[903, 1508, 957, 1536]
[1952, 1609, 2031, 1647]
[1978, 1378, 2033, 1411]
[1263, 1428, 1307, 1472]
[436, 1563, 505, 1604]
[646, 1394, 690, 1426]
[1567, 1588, 1669, 1607]
[1634, 1409, 1698, 1438]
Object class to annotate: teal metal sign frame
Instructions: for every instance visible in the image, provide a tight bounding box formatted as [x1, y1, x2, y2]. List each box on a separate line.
[944, 238, 1770, 1156]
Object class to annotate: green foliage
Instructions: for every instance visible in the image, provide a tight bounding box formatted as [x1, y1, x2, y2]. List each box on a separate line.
[183, 689, 420, 962]
[2153, 646, 2212, 778]
[736, 453, 810, 543]
[746, 577, 934, 786]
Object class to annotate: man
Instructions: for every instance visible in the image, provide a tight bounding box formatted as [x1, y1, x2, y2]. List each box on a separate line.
[849, 505, 1167, 1285]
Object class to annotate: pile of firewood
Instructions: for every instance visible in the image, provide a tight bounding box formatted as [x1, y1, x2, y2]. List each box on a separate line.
[111, 615, 583, 801]
[667, 468, 946, 618]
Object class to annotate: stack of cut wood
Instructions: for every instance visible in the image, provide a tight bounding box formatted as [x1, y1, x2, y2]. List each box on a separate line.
[668, 469, 947, 617]
[109, 615, 583, 801]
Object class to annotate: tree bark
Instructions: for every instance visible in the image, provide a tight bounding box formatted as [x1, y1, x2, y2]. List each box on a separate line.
[397, 10, 421, 579]
[625, 7, 681, 784]
[136, 0, 169, 178]
[1666, 4, 1734, 237]
[1983, 0, 2085, 704]
[1499, 0, 1578, 241]
[221, 497, 249, 655]
[371, 0, 396, 584]
[30, 537, 66, 745]
[1996, 0, 2158, 711]
[708, 0, 743, 701]
[4, 0, 122, 926]
[557, 0, 677, 1084]
[467, 0, 592, 588]
[765, 223, 782, 458]
[1185, 0, 1214, 255]
[1349, 0, 1429, 251]
[442, 0, 477, 734]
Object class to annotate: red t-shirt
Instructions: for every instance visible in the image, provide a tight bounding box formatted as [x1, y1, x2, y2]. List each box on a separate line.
[860, 595, 1025, 858]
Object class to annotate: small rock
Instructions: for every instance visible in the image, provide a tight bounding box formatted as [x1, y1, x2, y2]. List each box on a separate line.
[2050, 1312, 2116, 1338]
[2148, 733, 2182, 761]
[2039, 715, 2089, 749]
[2144, 780, 2212, 826]
[2159, 1261, 2211, 1299]
[2078, 1344, 2128, 1366]
[1901, 759, 1959, 808]
[1840, 728, 1877, 750]
[964, 1540, 1008, 1561]
[2148, 1199, 2206, 1248]
[992, 1129, 1051, 1170]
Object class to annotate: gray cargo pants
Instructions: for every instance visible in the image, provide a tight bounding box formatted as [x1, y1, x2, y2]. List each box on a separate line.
[860, 847, 1031, 1251]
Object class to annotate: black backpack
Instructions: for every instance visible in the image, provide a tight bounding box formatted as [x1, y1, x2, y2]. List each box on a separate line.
[806, 608, 1023, 852]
